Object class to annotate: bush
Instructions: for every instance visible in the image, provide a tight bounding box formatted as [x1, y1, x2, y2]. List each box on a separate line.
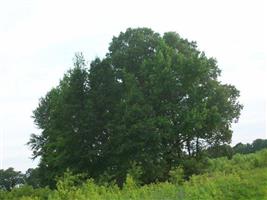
[168, 166, 184, 185]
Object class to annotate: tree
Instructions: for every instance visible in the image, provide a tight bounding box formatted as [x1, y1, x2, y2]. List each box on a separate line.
[233, 142, 252, 154]
[205, 144, 234, 159]
[0, 168, 25, 191]
[251, 139, 267, 152]
[29, 28, 242, 187]
[24, 168, 41, 188]
[29, 53, 91, 187]
[233, 139, 267, 154]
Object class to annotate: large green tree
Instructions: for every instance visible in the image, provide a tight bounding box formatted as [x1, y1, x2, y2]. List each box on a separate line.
[29, 28, 242, 187]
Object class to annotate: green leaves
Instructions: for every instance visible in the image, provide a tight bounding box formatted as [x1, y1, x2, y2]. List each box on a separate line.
[0, 168, 25, 191]
[29, 28, 242, 187]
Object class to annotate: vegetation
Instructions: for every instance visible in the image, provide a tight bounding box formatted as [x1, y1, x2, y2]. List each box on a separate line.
[0, 149, 266, 199]
[28, 28, 242, 187]
[204, 138, 267, 159]
[2, 27, 265, 199]
[2, 139, 266, 195]
[233, 139, 267, 154]
[0, 168, 25, 191]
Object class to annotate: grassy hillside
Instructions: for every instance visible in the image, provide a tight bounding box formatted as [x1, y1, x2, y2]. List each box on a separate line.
[1, 149, 267, 200]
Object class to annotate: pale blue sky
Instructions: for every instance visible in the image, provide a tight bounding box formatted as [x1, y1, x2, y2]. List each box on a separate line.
[0, 0, 266, 172]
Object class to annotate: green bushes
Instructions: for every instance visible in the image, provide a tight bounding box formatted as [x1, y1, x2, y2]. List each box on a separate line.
[207, 149, 267, 174]
[50, 176, 179, 200]
[168, 166, 184, 185]
[1, 149, 267, 200]
[183, 168, 267, 200]
[1, 169, 266, 200]
[0, 185, 50, 200]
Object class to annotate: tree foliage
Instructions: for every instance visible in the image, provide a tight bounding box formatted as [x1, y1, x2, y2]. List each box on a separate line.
[0, 168, 25, 191]
[24, 168, 41, 189]
[233, 139, 267, 154]
[28, 28, 242, 187]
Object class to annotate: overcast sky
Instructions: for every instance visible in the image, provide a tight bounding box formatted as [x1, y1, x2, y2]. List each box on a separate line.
[0, 0, 266, 172]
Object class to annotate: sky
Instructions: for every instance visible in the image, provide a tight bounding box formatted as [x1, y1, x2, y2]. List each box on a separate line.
[0, 0, 266, 172]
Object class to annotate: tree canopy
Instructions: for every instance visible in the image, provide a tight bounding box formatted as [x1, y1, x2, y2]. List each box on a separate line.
[0, 168, 25, 191]
[233, 139, 267, 154]
[28, 28, 242, 187]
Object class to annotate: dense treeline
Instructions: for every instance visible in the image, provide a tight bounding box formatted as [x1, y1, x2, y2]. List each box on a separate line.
[233, 138, 267, 154]
[26, 28, 242, 188]
[205, 138, 267, 159]
[1, 149, 267, 200]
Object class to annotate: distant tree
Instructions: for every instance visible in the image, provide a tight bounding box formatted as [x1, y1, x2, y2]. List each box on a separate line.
[251, 139, 267, 152]
[233, 143, 252, 154]
[205, 144, 234, 159]
[0, 168, 25, 191]
[28, 28, 242, 187]
[233, 139, 267, 154]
